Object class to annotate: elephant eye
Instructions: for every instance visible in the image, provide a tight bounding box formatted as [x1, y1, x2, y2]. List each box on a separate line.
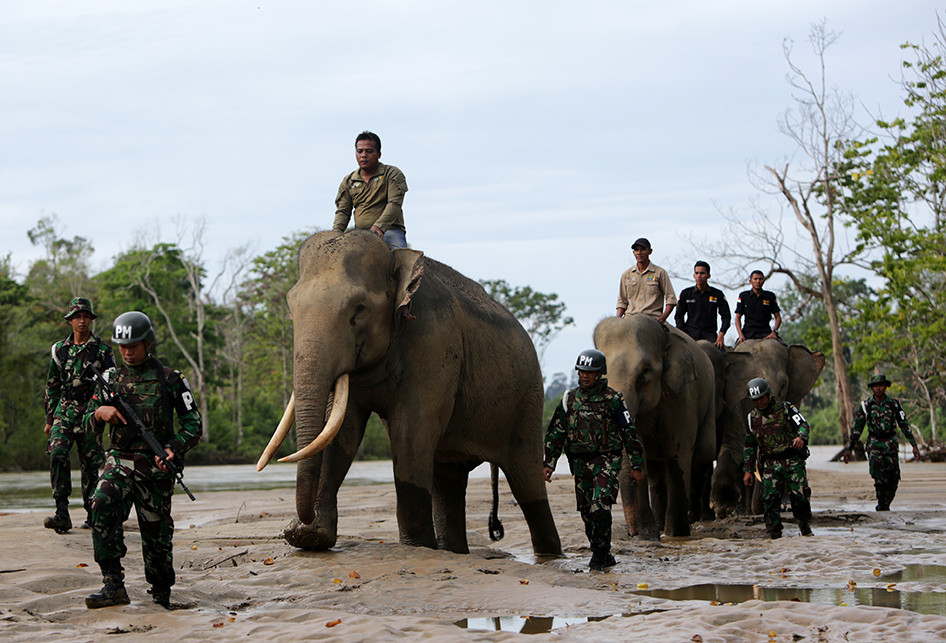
[350, 303, 367, 326]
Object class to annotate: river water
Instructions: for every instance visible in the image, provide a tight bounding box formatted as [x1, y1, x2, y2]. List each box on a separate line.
[0, 459, 501, 513]
[0, 446, 856, 513]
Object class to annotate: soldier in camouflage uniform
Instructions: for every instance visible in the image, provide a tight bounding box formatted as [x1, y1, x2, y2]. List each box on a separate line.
[43, 297, 115, 533]
[843, 374, 920, 511]
[82, 311, 202, 609]
[742, 377, 813, 539]
[543, 349, 645, 571]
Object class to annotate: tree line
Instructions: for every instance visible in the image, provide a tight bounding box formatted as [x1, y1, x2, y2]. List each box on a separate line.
[0, 221, 576, 472]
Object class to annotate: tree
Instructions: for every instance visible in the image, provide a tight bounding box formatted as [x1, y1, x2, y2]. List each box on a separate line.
[708, 22, 864, 441]
[479, 279, 575, 368]
[837, 17, 946, 440]
[25, 214, 96, 316]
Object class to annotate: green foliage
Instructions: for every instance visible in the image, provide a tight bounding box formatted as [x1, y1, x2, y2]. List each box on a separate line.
[479, 278, 575, 364]
[833, 26, 946, 439]
[359, 415, 392, 460]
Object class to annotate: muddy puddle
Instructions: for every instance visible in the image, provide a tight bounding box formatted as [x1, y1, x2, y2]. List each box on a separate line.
[456, 566, 946, 634]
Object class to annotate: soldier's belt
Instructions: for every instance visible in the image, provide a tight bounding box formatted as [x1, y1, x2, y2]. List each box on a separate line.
[762, 448, 804, 462]
[567, 450, 622, 460]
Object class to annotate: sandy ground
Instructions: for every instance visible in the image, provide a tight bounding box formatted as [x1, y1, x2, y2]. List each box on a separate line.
[2, 459, 946, 642]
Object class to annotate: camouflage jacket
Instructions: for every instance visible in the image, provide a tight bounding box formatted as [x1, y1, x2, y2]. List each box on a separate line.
[44, 333, 115, 429]
[744, 401, 810, 472]
[544, 378, 644, 470]
[848, 396, 916, 448]
[83, 356, 202, 457]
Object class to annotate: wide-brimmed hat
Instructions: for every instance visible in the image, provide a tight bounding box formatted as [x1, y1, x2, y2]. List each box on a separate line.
[868, 374, 892, 388]
[64, 297, 97, 320]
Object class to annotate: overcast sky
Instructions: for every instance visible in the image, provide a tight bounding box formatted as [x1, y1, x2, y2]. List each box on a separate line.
[1, 1, 937, 379]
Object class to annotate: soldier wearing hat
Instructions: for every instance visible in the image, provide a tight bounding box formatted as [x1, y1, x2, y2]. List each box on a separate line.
[843, 374, 920, 511]
[43, 297, 115, 533]
[615, 237, 676, 323]
[543, 349, 645, 571]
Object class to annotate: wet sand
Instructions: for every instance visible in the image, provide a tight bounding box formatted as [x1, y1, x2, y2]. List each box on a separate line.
[2, 459, 945, 642]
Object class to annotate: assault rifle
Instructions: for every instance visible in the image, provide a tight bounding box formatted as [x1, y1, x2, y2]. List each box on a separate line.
[85, 363, 196, 501]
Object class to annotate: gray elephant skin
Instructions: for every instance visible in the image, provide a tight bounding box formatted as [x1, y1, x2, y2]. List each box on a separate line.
[259, 230, 562, 556]
[594, 315, 717, 538]
[708, 339, 826, 518]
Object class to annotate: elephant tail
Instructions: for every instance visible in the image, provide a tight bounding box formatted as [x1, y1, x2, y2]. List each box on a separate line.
[488, 463, 505, 542]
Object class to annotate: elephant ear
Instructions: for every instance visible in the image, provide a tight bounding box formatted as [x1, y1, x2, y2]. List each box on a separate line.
[662, 331, 698, 395]
[785, 345, 826, 405]
[721, 351, 756, 410]
[392, 248, 425, 321]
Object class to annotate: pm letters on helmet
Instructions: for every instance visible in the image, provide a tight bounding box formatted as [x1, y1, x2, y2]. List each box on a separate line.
[115, 325, 133, 340]
[749, 385, 761, 397]
[578, 355, 594, 368]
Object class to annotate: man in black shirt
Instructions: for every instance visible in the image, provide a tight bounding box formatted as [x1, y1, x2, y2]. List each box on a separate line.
[674, 261, 730, 348]
[734, 270, 781, 343]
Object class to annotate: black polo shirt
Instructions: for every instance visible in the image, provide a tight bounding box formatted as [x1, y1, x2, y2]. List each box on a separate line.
[735, 289, 780, 339]
[674, 285, 731, 341]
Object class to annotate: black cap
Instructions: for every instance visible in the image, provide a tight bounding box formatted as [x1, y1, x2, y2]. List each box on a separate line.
[630, 238, 651, 250]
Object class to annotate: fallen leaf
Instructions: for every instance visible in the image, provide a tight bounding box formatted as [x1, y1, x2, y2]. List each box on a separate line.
[637, 582, 649, 589]
[326, 619, 341, 628]
[349, 571, 360, 579]
[76, 563, 88, 568]
[781, 567, 790, 573]
[519, 579, 529, 585]
[768, 630, 776, 638]
[886, 583, 897, 591]
[191, 545, 198, 551]
[691, 636, 703, 642]
[228, 617, 236, 623]
[333, 578, 341, 584]
[263, 558, 275, 566]
[873, 568, 881, 576]
[212, 623, 224, 628]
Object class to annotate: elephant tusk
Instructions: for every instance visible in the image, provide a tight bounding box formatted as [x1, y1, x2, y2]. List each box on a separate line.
[256, 392, 296, 471]
[277, 373, 350, 463]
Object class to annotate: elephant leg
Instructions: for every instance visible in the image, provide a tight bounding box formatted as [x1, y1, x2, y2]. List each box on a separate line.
[285, 404, 369, 550]
[389, 414, 440, 549]
[501, 460, 563, 556]
[432, 461, 472, 553]
[620, 457, 659, 540]
[690, 462, 714, 523]
[663, 458, 691, 537]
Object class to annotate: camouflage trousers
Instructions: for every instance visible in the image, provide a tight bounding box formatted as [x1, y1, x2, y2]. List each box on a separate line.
[89, 452, 176, 588]
[48, 423, 104, 514]
[867, 439, 901, 509]
[568, 452, 621, 552]
[759, 456, 811, 535]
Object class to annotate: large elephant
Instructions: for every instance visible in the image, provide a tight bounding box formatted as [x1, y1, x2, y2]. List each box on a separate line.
[594, 315, 717, 538]
[257, 230, 562, 556]
[709, 339, 825, 518]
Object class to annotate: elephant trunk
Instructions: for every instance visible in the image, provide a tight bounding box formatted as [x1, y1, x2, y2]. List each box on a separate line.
[289, 373, 349, 525]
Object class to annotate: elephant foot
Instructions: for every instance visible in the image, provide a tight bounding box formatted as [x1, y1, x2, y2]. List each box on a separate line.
[283, 518, 337, 550]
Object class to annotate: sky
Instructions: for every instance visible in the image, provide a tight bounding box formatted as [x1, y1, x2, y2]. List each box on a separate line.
[0, 1, 938, 380]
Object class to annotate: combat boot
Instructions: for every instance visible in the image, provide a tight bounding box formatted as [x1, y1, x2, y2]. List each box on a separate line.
[149, 585, 171, 609]
[85, 561, 130, 609]
[799, 522, 813, 537]
[588, 550, 616, 571]
[44, 498, 72, 534]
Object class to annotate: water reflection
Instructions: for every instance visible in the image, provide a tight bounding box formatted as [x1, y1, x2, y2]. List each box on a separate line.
[634, 582, 946, 616]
